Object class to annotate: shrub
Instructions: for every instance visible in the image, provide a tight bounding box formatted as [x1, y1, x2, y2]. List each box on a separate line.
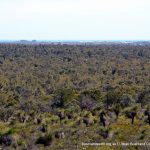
[36, 133, 52, 146]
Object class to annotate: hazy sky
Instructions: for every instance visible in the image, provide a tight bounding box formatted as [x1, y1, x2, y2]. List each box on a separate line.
[0, 0, 150, 40]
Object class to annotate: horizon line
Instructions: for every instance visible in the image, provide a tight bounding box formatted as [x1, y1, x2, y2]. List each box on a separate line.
[1, 39, 150, 42]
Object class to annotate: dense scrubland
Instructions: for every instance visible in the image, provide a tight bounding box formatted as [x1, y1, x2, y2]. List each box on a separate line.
[0, 43, 150, 150]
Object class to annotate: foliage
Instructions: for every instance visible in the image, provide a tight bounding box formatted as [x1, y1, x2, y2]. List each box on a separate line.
[0, 43, 149, 149]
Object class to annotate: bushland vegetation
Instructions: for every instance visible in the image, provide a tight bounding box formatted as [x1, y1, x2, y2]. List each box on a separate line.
[0, 43, 150, 150]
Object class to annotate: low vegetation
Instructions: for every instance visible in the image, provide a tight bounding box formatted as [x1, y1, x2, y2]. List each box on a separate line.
[0, 43, 149, 149]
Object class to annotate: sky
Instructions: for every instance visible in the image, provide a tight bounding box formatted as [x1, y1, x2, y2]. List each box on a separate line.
[0, 0, 150, 41]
